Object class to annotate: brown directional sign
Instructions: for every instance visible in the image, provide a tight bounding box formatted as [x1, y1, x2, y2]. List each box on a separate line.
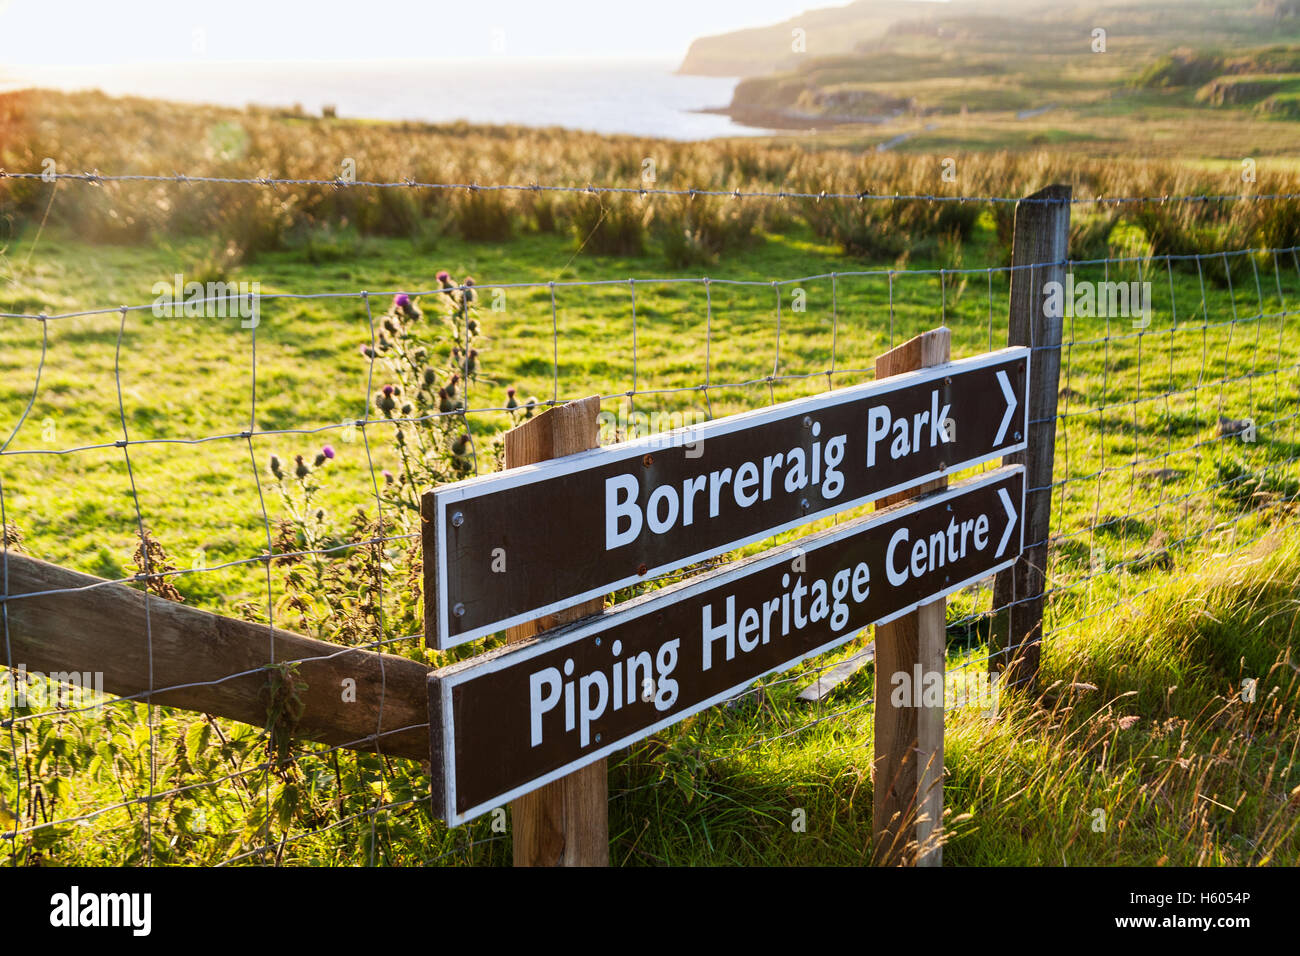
[428, 466, 1024, 824]
[424, 347, 1029, 648]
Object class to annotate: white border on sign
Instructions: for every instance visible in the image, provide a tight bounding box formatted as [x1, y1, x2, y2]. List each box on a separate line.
[433, 346, 1031, 648]
[434, 465, 1025, 825]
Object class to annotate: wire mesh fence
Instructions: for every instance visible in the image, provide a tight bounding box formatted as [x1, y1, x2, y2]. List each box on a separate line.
[1, 172, 1297, 864]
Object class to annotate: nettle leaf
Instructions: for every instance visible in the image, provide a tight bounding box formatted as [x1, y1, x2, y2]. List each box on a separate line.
[30, 826, 71, 850]
[35, 738, 55, 771]
[276, 785, 300, 829]
[184, 720, 212, 759]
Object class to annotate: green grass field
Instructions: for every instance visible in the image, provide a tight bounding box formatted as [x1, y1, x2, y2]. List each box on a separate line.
[3, 204, 1298, 865]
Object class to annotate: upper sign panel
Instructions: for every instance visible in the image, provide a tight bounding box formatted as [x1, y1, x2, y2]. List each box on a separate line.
[425, 347, 1029, 647]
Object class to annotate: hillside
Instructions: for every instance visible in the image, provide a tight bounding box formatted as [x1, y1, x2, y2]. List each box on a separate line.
[683, 0, 1300, 155]
[677, 0, 952, 76]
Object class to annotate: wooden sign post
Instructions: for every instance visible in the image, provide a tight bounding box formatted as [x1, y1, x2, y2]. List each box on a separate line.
[496, 397, 608, 866]
[992, 184, 1071, 692]
[873, 328, 950, 867]
[423, 340, 1030, 865]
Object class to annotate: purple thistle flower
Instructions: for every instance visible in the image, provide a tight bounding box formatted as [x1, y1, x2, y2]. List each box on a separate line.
[436, 270, 450, 284]
[394, 293, 410, 309]
[382, 384, 395, 397]
[321, 445, 335, 460]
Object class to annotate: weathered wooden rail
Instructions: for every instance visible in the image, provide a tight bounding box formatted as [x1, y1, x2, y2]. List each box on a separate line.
[2, 552, 429, 761]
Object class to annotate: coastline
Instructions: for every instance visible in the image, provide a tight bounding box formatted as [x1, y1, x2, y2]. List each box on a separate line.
[0, 59, 760, 142]
[694, 104, 897, 132]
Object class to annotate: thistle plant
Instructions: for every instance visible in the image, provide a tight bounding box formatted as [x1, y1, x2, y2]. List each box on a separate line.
[362, 273, 505, 518]
[268, 446, 336, 595]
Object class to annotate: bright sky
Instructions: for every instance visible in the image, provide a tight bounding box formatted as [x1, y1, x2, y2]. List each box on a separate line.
[0, 0, 946, 66]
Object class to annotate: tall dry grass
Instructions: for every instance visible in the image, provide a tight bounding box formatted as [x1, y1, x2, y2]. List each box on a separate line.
[4, 89, 1298, 269]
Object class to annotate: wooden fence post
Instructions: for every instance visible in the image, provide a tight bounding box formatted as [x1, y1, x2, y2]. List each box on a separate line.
[872, 327, 950, 867]
[501, 395, 609, 866]
[991, 185, 1072, 693]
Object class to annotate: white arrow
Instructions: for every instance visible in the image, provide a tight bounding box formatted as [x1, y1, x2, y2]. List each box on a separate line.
[996, 487, 1018, 557]
[993, 369, 1018, 446]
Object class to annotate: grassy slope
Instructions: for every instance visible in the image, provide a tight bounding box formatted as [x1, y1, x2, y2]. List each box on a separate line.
[3, 207, 1297, 864]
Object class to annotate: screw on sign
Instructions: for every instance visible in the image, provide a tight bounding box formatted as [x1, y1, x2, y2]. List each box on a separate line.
[428, 466, 1025, 825]
[422, 347, 1028, 648]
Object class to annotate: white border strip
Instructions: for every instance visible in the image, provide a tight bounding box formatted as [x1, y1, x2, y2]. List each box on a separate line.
[435, 465, 1025, 825]
[433, 347, 1030, 647]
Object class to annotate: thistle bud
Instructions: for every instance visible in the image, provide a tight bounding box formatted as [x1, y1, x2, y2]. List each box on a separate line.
[451, 433, 470, 457]
[269, 454, 283, 479]
[423, 367, 437, 387]
[438, 387, 454, 414]
[294, 454, 310, 479]
[505, 386, 518, 412]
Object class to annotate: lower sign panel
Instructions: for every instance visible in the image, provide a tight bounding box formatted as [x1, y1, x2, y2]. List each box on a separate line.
[429, 466, 1024, 825]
